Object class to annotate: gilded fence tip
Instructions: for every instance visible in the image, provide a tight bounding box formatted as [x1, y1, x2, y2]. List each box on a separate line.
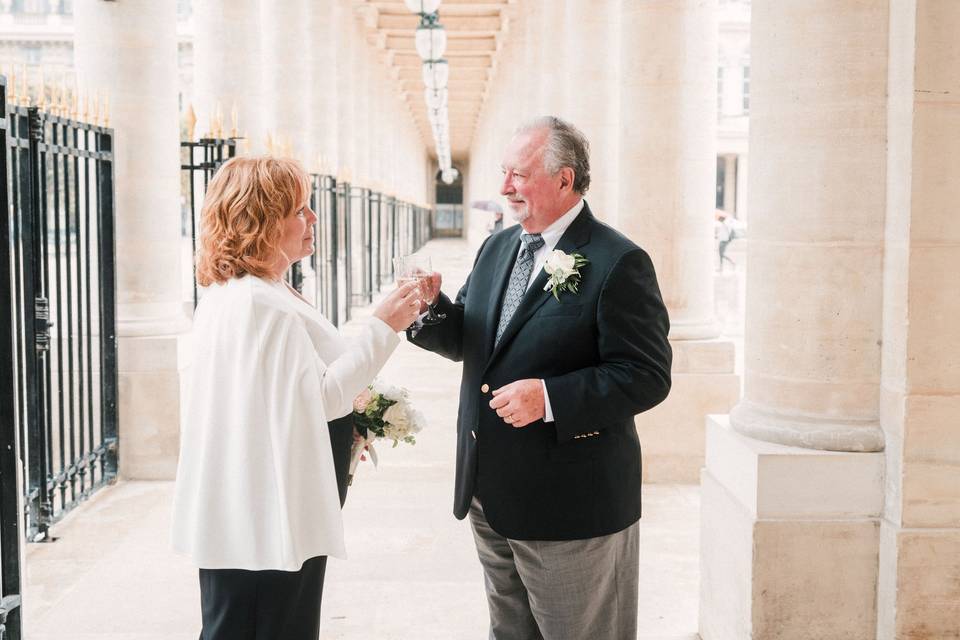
[212, 101, 224, 139]
[92, 89, 100, 125]
[37, 68, 46, 110]
[102, 93, 110, 127]
[19, 64, 29, 107]
[184, 103, 197, 142]
[230, 102, 238, 138]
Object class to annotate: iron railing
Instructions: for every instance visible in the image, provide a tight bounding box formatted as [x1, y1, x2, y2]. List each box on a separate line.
[1, 75, 119, 640]
[179, 137, 237, 308]
[181, 150, 434, 326]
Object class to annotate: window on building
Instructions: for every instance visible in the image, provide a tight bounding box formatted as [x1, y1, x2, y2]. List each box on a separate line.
[20, 44, 42, 65]
[18, 0, 49, 13]
[742, 64, 750, 114]
[717, 66, 724, 114]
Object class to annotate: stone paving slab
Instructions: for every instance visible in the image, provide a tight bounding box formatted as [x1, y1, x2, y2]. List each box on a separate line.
[21, 237, 701, 639]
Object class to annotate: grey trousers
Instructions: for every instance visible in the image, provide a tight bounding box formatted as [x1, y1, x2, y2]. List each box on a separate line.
[469, 498, 639, 640]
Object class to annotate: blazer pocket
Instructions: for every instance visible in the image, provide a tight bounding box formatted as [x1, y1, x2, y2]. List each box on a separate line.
[538, 303, 584, 318]
[548, 433, 603, 462]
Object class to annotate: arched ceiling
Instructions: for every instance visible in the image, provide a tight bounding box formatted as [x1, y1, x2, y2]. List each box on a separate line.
[358, 0, 513, 162]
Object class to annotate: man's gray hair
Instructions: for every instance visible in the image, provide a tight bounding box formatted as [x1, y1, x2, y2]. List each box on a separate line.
[515, 116, 591, 194]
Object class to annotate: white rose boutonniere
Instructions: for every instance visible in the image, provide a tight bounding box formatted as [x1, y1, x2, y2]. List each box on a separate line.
[543, 249, 589, 300]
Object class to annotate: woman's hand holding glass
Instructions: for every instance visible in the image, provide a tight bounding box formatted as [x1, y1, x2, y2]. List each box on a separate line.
[373, 280, 423, 332]
[394, 255, 445, 326]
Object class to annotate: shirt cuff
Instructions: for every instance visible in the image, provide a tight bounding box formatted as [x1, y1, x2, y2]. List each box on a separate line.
[541, 379, 555, 423]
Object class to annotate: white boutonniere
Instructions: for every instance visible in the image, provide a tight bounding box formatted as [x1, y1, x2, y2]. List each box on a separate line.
[542, 250, 589, 300]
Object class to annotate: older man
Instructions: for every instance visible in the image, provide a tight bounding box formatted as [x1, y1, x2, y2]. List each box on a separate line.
[411, 116, 672, 639]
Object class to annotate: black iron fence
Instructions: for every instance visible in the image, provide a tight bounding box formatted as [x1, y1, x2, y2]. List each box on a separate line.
[180, 150, 434, 325]
[1, 76, 119, 640]
[180, 137, 237, 308]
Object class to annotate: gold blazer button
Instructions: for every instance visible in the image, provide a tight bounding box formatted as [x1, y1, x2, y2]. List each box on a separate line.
[481, 383, 490, 393]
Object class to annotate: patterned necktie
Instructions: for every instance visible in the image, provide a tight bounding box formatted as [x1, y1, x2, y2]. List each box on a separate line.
[495, 233, 545, 345]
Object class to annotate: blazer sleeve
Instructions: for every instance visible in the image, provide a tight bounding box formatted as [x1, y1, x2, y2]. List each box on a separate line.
[544, 248, 672, 443]
[406, 235, 491, 361]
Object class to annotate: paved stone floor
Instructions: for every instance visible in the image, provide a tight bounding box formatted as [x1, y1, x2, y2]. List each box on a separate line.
[22, 237, 702, 640]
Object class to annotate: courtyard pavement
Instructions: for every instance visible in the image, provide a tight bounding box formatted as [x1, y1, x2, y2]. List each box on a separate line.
[22, 236, 702, 640]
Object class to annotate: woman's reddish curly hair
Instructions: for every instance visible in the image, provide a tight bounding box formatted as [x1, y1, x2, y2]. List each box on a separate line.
[195, 156, 311, 287]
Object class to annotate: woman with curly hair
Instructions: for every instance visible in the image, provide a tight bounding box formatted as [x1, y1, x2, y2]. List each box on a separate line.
[171, 156, 421, 639]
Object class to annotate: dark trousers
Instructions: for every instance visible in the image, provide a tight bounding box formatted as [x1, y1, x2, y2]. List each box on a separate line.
[199, 556, 328, 640]
[198, 415, 355, 639]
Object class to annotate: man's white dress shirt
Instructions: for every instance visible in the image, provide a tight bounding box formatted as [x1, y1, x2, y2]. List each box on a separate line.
[517, 199, 584, 423]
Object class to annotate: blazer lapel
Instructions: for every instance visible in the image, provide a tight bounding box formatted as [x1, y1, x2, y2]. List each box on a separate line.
[485, 205, 594, 367]
[483, 229, 523, 359]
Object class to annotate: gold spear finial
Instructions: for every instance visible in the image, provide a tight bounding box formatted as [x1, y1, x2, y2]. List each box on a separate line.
[230, 102, 238, 138]
[238, 131, 249, 156]
[102, 91, 110, 127]
[82, 91, 90, 122]
[20, 64, 30, 107]
[265, 131, 274, 155]
[91, 89, 100, 125]
[212, 101, 223, 139]
[184, 103, 197, 142]
[37, 69, 45, 109]
[71, 88, 79, 120]
[9, 65, 16, 105]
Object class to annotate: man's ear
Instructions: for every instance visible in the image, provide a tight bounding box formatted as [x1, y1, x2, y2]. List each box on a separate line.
[559, 167, 575, 192]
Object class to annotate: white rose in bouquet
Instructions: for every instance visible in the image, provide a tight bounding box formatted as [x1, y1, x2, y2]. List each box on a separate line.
[382, 402, 411, 440]
[349, 379, 424, 484]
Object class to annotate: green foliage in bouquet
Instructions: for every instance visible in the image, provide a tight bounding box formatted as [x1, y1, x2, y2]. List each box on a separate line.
[352, 387, 418, 447]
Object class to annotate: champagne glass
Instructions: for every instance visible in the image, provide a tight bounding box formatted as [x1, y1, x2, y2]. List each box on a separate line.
[394, 254, 445, 325]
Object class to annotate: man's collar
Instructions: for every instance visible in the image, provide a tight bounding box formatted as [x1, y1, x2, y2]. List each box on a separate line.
[537, 198, 584, 247]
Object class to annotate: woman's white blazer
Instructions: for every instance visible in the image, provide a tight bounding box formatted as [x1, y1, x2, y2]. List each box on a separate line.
[171, 275, 399, 570]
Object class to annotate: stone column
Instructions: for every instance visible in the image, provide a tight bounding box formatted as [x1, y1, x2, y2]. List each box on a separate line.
[336, 3, 357, 178]
[876, 2, 960, 638]
[536, 0, 566, 114]
[520, 0, 542, 118]
[734, 153, 748, 223]
[721, 155, 736, 213]
[618, 0, 738, 482]
[260, 0, 311, 161]
[307, 0, 339, 169]
[73, 0, 186, 478]
[700, 2, 889, 638]
[193, 0, 265, 152]
[562, 0, 619, 224]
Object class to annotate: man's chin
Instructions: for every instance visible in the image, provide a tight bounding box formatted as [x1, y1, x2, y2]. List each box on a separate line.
[508, 206, 530, 223]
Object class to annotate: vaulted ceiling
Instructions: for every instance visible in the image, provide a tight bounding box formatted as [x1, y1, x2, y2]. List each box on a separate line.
[358, 0, 513, 161]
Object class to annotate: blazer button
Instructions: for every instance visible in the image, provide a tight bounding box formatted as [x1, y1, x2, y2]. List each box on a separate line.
[481, 383, 490, 394]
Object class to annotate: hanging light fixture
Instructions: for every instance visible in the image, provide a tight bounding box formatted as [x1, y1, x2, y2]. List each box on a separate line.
[424, 87, 448, 110]
[415, 21, 447, 60]
[422, 59, 449, 90]
[404, 0, 442, 14]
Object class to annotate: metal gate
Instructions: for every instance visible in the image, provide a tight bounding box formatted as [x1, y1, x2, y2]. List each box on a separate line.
[1, 76, 119, 640]
[179, 136, 237, 308]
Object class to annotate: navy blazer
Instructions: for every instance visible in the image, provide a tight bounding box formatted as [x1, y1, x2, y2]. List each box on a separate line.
[409, 204, 672, 540]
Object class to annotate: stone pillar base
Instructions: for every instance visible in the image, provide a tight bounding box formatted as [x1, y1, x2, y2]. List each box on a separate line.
[635, 339, 739, 483]
[877, 519, 960, 639]
[117, 334, 182, 479]
[699, 416, 884, 639]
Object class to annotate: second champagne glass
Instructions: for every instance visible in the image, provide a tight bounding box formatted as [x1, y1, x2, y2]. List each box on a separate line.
[394, 254, 445, 325]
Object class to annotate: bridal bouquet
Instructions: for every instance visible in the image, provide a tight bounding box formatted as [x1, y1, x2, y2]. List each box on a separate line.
[348, 379, 425, 484]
